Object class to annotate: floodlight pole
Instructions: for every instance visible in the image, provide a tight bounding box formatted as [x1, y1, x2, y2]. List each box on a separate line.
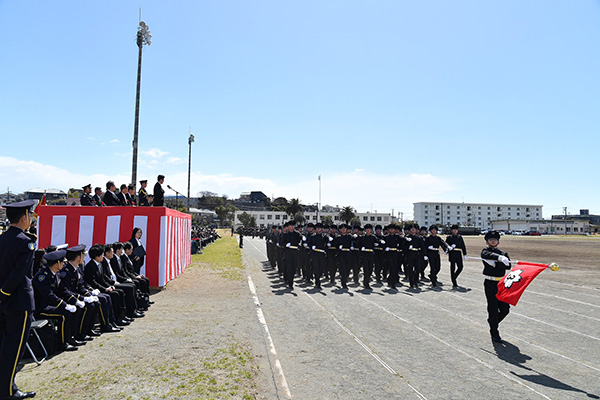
[187, 133, 195, 212]
[131, 21, 151, 186]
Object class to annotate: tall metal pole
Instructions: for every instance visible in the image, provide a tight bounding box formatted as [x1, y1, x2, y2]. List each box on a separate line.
[187, 133, 195, 212]
[317, 175, 321, 222]
[131, 21, 151, 186]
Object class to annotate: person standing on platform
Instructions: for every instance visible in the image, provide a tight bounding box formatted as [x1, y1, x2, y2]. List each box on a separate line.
[138, 180, 150, 206]
[117, 184, 129, 206]
[126, 185, 137, 206]
[80, 184, 95, 206]
[93, 187, 105, 206]
[481, 231, 512, 343]
[103, 181, 121, 206]
[0, 200, 37, 400]
[446, 224, 467, 288]
[424, 225, 448, 287]
[153, 175, 165, 207]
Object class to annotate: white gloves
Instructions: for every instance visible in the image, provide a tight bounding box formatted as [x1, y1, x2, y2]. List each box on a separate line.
[405, 237, 412, 242]
[328, 236, 333, 242]
[451, 244, 456, 249]
[339, 245, 343, 250]
[498, 255, 510, 266]
[428, 245, 435, 250]
[286, 243, 291, 248]
[92, 289, 100, 296]
[424, 256, 428, 261]
[75, 300, 85, 309]
[352, 234, 358, 238]
[409, 245, 413, 250]
[92, 296, 99, 302]
[311, 245, 316, 250]
[350, 246, 355, 251]
[380, 240, 386, 244]
[302, 235, 306, 241]
[361, 247, 365, 251]
[385, 247, 390, 252]
[65, 304, 77, 313]
[83, 296, 95, 304]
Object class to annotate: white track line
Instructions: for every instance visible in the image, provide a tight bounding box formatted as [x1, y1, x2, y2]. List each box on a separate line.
[390, 287, 600, 374]
[247, 276, 292, 399]
[302, 291, 428, 400]
[359, 295, 552, 400]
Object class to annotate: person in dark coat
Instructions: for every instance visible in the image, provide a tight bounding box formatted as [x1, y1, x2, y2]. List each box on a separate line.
[80, 184, 96, 206]
[93, 187, 105, 206]
[153, 175, 165, 207]
[103, 181, 121, 206]
[0, 200, 37, 400]
[129, 228, 146, 274]
[138, 180, 150, 206]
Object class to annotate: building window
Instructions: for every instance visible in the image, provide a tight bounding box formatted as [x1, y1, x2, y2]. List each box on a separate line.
[267, 215, 272, 220]
[384, 217, 389, 221]
[377, 216, 382, 221]
[259, 215, 265, 220]
[425, 205, 428, 208]
[275, 215, 281, 220]
[436, 205, 439, 210]
[335, 216, 339, 220]
[370, 216, 375, 221]
[363, 216, 368, 221]
[283, 215, 288, 220]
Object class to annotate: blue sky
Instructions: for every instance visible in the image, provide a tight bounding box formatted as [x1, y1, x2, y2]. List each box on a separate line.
[1, 1, 599, 218]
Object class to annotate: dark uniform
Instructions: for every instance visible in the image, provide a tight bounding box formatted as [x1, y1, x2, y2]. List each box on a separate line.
[138, 180, 150, 207]
[103, 190, 121, 206]
[0, 200, 37, 400]
[481, 231, 511, 342]
[282, 223, 302, 289]
[373, 225, 385, 284]
[32, 253, 84, 350]
[446, 225, 467, 288]
[266, 228, 277, 269]
[424, 225, 448, 287]
[325, 226, 338, 284]
[308, 224, 328, 289]
[404, 224, 426, 289]
[153, 177, 165, 207]
[334, 226, 353, 289]
[79, 184, 95, 206]
[384, 225, 401, 289]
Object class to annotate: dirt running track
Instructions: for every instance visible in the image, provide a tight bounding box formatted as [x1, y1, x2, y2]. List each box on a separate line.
[243, 235, 600, 400]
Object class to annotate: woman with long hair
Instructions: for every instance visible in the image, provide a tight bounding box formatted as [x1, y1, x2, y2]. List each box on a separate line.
[129, 227, 146, 274]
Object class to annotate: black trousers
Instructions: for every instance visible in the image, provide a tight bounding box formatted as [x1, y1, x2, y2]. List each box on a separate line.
[350, 251, 361, 282]
[361, 252, 374, 286]
[276, 247, 284, 276]
[484, 280, 510, 337]
[283, 249, 300, 287]
[337, 251, 351, 287]
[405, 253, 421, 287]
[427, 251, 441, 285]
[78, 302, 99, 337]
[326, 250, 337, 282]
[106, 289, 127, 320]
[38, 306, 81, 345]
[114, 283, 138, 317]
[374, 250, 384, 281]
[386, 251, 399, 288]
[449, 254, 464, 286]
[96, 293, 115, 327]
[0, 309, 32, 398]
[420, 256, 429, 278]
[312, 252, 326, 287]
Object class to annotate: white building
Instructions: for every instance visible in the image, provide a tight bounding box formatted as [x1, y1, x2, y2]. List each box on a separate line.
[491, 219, 590, 234]
[234, 210, 394, 228]
[413, 202, 543, 230]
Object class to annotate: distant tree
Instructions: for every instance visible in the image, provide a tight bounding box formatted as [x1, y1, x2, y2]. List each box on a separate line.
[349, 217, 361, 227]
[293, 213, 306, 224]
[238, 212, 257, 228]
[214, 203, 237, 227]
[271, 197, 289, 211]
[321, 215, 333, 226]
[339, 206, 356, 224]
[286, 198, 304, 217]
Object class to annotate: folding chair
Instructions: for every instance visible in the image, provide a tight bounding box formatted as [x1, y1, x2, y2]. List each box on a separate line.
[26, 318, 49, 365]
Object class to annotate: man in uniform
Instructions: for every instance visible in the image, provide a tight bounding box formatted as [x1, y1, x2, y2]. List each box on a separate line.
[0, 200, 37, 400]
[308, 223, 328, 289]
[384, 225, 401, 289]
[404, 224, 426, 290]
[282, 221, 302, 289]
[373, 225, 385, 284]
[419, 226, 429, 281]
[325, 225, 338, 285]
[153, 175, 165, 207]
[138, 180, 150, 206]
[424, 225, 448, 287]
[359, 224, 379, 289]
[446, 224, 467, 288]
[481, 231, 512, 343]
[80, 184, 95, 206]
[334, 224, 353, 289]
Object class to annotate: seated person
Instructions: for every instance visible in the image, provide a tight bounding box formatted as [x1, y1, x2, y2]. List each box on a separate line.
[101, 245, 145, 319]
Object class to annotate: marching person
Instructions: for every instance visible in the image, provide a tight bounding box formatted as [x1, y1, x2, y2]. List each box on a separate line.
[373, 225, 386, 284]
[153, 175, 165, 207]
[418, 226, 429, 281]
[404, 223, 426, 290]
[0, 200, 37, 400]
[325, 225, 338, 285]
[424, 225, 448, 287]
[309, 223, 328, 289]
[384, 225, 401, 289]
[80, 184, 95, 206]
[282, 221, 302, 289]
[138, 180, 150, 206]
[359, 224, 378, 289]
[446, 224, 467, 288]
[481, 231, 512, 343]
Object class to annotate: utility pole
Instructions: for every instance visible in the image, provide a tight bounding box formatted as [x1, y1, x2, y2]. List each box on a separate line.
[131, 20, 152, 186]
[187, 131, 195, 212]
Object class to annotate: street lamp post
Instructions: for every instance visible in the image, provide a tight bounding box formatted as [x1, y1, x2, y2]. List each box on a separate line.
[131, 21, 152, 186]
[187, 133, 195, 212]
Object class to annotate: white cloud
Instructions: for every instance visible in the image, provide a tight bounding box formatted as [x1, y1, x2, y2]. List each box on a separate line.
[166, 157, 186, 165]
[109, 139, 120, 143]
[140, 148, 169, 158]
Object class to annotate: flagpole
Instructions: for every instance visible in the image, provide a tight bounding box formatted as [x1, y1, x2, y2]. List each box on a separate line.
[465, 256, 559, 271]
[318, 175, 321, 222]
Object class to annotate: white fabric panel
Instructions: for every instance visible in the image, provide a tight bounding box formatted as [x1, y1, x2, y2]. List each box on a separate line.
[158, 216, 167, 287]
[51, 215, 67, 245]
[133, 215, 148, 275]
[78, 215, 95, 263]
[105, 215, 121, 244]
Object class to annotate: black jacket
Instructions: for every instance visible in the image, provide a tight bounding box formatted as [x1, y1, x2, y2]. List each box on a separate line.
[0, 226, 35, 311]
[153, 182, 164, 207]
[103, 191, 121, 206]
[481, 247, 511, 277]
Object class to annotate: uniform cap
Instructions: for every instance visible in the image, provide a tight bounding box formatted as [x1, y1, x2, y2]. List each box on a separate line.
[140, 180, 148, 184]
[82, 184, 92, 190]
[429, 225, 438, 232]
[364, 224, 373, 230]
[43, 249, 67, 262]
[451, 224, 459, 230]
[315, 223, 323, 228]
[484, 231, 501, 241]
[66, 244, 87, 253]
[375, 225, 382, 230]
[4, 200, 37, 210]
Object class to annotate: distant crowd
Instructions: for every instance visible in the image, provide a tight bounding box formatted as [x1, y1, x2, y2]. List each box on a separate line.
[79, 175, 166, 207]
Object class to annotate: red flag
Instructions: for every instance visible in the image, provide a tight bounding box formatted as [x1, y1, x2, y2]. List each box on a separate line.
[33, 192, 47, 214]
[496, 261, 548, 306]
